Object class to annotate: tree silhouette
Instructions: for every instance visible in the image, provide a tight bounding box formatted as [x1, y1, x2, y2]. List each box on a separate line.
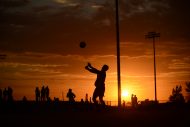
[185, 82, 190, 102]
[169, 85, 185, 103]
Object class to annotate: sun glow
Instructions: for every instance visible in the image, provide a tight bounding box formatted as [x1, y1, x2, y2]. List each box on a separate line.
[122, 90, 129, 98]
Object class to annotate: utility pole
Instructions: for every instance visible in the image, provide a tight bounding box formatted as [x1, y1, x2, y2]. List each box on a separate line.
[145, 32, 160, 102]
[115, 0, 121, 108]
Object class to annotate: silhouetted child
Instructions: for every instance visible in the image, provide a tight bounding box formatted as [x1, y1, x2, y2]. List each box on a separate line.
[81, 99, 84, 103]
[85, 63, 109, 105]
[66, 89, 76, 102]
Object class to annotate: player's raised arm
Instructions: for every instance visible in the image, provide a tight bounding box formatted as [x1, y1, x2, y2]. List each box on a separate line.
[85, 63, 100, 74]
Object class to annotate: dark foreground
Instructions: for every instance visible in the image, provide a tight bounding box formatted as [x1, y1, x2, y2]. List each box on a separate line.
[0, 101, 190, 127]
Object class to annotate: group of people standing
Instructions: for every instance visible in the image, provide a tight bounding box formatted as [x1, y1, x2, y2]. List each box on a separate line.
[35, 86, 50, 102]
[0, 87, 13, 103]
[131, 94, 138, 107]
[0, 62, 109, 107]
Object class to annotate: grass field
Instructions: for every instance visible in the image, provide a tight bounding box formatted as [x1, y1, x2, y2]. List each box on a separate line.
[0, 101, 189, 127]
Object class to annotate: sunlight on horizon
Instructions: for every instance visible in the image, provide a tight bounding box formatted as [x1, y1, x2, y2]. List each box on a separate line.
[122, 89, 130, 101]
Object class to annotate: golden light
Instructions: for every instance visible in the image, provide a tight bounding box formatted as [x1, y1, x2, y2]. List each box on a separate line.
[122, 90, 129, 98]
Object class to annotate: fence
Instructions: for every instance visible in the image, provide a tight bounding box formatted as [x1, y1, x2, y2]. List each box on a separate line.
[104, 100, 168, 107]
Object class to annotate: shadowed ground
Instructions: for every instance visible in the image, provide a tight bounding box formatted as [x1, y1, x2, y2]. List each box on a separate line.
[0, 101, 189, 127]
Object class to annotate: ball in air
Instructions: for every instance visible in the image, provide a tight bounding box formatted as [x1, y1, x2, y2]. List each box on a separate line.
[79, 41, 86, 48]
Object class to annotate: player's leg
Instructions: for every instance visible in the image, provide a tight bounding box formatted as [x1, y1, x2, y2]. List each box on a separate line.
[92, 88, 98, 104]
[99, 96, 105, 105]
[99, 87, 105, 105]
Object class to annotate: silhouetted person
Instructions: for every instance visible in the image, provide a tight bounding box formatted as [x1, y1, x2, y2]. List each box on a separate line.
[41, 86, 45, 101]
[3, 88, 8, 102]
[54, 97, 59, 102]
[85, 93, 88, 103]
[66, 89, 76, 102]
[134, 95, 138, 107]
[7, 87, 13, 102]
[131, 94, 134, 107]
[123, 100, 126, 107]
[85, 63, 109, 105]
[45, 86, 49, 101]
[35, 87, 40, 102]
[23, 96, 27, 102]
[0, 88, 2, 102]
[131, 94, 138, 108]
[81, 99, 84, 103]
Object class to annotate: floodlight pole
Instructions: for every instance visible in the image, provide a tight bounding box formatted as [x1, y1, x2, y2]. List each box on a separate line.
[145, 32, 160, 102]
[115, 0, 121, 108]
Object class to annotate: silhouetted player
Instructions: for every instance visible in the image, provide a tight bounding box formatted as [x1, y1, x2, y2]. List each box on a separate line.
[67, 89, 76, 102]
[85, 63, 109, 105]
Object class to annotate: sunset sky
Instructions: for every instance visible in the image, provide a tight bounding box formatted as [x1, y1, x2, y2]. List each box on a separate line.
[0, 0, 190, 103]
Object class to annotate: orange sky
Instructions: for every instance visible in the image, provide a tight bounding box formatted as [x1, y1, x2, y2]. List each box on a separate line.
[0, 0, 190, 103]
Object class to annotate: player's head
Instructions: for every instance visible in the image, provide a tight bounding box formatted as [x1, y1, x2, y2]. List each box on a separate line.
[102, 65, 109, 71]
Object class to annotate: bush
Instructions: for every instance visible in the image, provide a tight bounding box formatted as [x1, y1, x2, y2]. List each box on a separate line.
[169, 85, 185, 104]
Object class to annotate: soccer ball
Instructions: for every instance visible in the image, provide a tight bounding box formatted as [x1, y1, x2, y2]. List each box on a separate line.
[79, 41, 86, 48]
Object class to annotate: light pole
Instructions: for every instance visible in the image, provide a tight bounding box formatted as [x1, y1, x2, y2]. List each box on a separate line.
[115, 0, 121, 107]
[145, 32, 160, 102]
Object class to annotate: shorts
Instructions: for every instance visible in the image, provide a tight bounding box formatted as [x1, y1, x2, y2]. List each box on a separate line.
[93, 86, 105, 98]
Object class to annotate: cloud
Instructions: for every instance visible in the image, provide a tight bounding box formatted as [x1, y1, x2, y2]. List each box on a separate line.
[0, 51, 106, 81]
[2, 0, 168, 20]
[120, 0, 170, 17]
[0, 60, 97, 81]
[0, 0, 109, 19]
[158, 71, 190, 78]
[0, 0, 29, 8]
[168, 58, 190, 70]
[54, 0, 69, 4]
[0, 62, 69, 74]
